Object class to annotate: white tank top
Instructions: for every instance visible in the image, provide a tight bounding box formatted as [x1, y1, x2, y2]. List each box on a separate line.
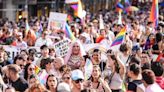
[109, 73, 123, 90]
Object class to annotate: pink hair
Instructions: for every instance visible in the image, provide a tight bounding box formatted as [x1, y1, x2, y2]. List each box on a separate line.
[64, 40, 86, 64]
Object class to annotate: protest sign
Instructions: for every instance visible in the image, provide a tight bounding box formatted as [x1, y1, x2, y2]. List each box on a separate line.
[2, 45, 20, 59]
[54, 39, 70, 57]
[48, 12, 67, 30]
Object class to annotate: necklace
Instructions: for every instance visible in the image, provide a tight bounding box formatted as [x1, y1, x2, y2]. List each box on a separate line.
[70, 55, 81, 64]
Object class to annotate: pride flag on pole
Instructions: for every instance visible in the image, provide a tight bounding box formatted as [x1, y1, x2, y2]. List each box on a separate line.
[34, 65, 48, 85]
[65, 23, 76, 41]
[70, 0, 83, 18]
[38, 70, 48, 84]
[111, 27, 126, 47]
[34, 65, 41, 74]
[149, 0, 159, 28]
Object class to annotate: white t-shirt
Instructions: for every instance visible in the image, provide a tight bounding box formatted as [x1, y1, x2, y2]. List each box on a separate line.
[35, 37, 53, 47]
[100, 39, 112, 49]
[145, 83, 164, 92]
[118, 52, 129, 66]
[107, 30, 115, 41]
[81, 32, 92, 44]
[17, 41, 28, 49]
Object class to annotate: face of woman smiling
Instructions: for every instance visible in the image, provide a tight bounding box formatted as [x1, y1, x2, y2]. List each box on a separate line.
[47, 76, 57, 89]
[92, 66, 101, 78]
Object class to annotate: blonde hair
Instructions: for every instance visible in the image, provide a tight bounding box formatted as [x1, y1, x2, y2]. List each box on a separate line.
[28, 83, 46, 92]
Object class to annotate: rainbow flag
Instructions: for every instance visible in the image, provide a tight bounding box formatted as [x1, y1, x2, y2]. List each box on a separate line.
[38, 70, 48, 84]
[116, 2, 124, 12]
[35, 65, 41, 74]
[149, 0, 159, 28]
[65, 23, 76, 41]
[70, 0, 83, 18]
[111, 27, 126, 47]
[70, 4, 78, 10]
[125, 0, 131, 6]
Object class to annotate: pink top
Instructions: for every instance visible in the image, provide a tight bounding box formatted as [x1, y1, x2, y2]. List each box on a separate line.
[156, 76, 164, 89]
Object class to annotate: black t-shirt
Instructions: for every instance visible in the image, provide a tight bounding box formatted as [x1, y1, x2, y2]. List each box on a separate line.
[11, 77, 28, 92]
[152, 44, 160, 54]
[152, 44, 159, 50]
[128, 80, 142, 92]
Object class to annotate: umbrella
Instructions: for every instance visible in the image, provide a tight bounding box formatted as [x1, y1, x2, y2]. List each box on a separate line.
[125, 6, 139, 12]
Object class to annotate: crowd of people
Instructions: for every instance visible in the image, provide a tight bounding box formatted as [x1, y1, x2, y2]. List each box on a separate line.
[0, 1, 164, 92]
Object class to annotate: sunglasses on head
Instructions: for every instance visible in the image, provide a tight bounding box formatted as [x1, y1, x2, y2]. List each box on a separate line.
[29, 68, 34, 71]
[74, 79, 83, 84]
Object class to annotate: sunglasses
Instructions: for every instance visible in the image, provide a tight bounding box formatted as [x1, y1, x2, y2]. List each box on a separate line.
[57, 32, 64, 35]
[29, 68, 34, 71]
[19, 64, 24, 67]
[74, 79, 83, 84]
[63, 77, 70, 80]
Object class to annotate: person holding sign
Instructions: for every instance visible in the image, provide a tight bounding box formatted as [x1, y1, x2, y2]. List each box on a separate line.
[64, 40, 85, 70]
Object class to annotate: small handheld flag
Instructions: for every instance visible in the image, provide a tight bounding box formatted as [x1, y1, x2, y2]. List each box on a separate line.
[111, 27, 126, 47]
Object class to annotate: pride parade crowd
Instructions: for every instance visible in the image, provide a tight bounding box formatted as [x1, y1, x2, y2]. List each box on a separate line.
[0, 1, 164, 92]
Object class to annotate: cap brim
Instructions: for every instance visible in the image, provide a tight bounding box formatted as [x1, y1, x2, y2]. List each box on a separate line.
[72, 78, 84, 81]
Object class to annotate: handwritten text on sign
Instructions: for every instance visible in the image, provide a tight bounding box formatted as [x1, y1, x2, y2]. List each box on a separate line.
[54, 39, 70, 57]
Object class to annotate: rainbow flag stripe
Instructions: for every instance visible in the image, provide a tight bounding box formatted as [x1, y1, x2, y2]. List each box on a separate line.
[70, 4, 78, 10]
[65, 23, 76, 41]
[111, 27, 126, 47]
[69, 0, 83, 18]
[149, 0, 158, 27]
[38, 70, 48, 84]
[35, 65, 41, 74]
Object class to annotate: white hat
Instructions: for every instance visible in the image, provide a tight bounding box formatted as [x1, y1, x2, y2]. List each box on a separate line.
[71, 69, 84, 80]
[57, 82, 71, 92]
